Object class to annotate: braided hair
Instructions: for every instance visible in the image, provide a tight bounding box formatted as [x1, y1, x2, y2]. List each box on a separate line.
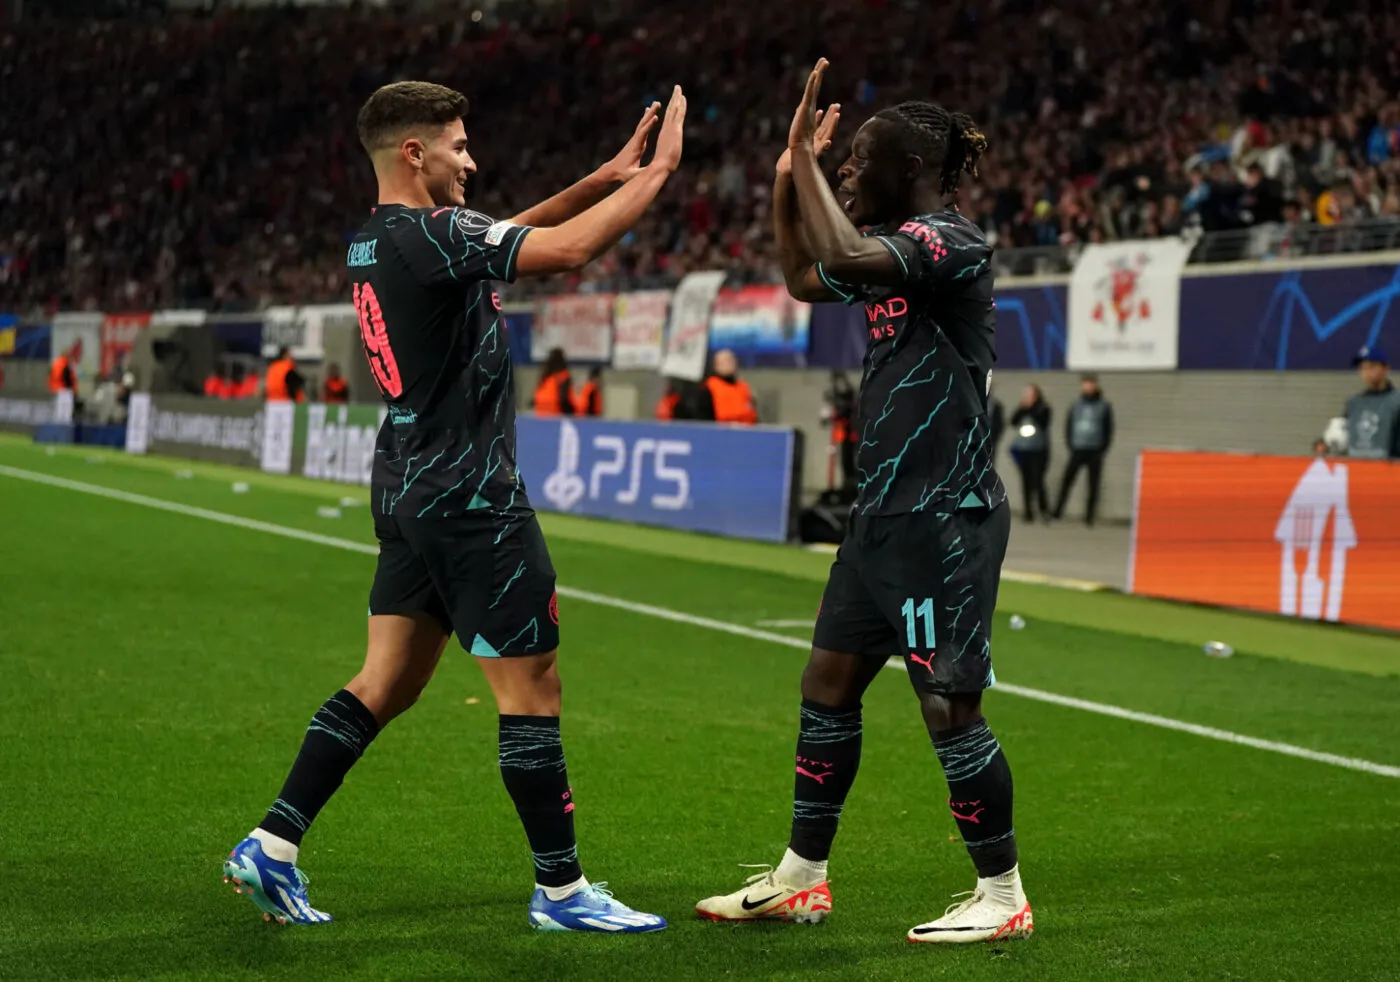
[873, 101, 989, 195]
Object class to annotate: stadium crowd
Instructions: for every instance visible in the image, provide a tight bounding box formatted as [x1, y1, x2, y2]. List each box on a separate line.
[3, 0, 1400, 312]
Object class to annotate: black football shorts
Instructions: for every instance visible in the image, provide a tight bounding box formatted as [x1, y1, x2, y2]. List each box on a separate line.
[369, 511, 559, 658]
[813, 503, 1010, 694]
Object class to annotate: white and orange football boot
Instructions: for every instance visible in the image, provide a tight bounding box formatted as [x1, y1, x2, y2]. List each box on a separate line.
[907, 867, 1033, 944]
[695, 866, 832, 924]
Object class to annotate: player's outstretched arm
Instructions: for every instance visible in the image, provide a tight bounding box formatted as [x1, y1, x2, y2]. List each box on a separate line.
[788, 59, 904, 290]
[774, 104, 842, 302]
[514, 86, 686, 277]
[507, 102, 662, 228]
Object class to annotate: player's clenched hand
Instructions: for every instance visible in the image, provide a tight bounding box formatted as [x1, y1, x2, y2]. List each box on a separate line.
[788, 58, 829, 150]
[650, 85, 687, 174]
[602, 101, 661, 183]
[776, 104, 840, 176]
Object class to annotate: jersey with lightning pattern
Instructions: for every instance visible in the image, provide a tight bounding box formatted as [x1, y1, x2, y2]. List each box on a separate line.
[817, 207, 1007, 517]
[347, 204, 534, 525]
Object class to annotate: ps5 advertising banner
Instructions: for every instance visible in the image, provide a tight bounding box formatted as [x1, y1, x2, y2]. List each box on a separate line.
[515, 414, 798, 541]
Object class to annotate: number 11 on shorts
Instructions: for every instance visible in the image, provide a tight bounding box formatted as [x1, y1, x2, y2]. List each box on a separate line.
[902, 597, 935, 650]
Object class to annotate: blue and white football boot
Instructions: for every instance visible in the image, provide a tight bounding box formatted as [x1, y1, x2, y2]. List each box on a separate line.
[222, 836, 332, 925]
[528, 882, 667, 933]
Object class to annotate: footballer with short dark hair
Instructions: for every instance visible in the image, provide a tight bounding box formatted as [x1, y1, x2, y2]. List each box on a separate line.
[222, 79, 687, 934]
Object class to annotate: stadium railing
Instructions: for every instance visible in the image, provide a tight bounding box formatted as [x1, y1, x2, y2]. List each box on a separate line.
[991, 219, 1400, 279]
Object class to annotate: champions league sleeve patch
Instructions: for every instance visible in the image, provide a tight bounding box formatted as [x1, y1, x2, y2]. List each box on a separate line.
[485, 221, 519, 246]
[453, 209, 494, 236]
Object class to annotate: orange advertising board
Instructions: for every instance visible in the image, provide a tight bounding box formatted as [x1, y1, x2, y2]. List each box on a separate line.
[1130, 450, 1400, 632]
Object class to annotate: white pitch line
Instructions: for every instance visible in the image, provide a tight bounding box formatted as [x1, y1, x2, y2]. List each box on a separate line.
[4, 462, 1398, 781]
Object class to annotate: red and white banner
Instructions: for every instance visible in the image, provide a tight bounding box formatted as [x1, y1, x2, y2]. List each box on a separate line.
[101, 312, 151, 376]
[660, 271, 727, 381]
[708, 284, 811, 356]
[1068, 238, 1191, 370]
[531, 293, 615, 363]
[50, 311, 103, 379]
[611, 290, 670, 369]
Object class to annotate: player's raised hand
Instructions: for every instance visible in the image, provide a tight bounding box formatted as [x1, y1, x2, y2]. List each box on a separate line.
[650, 85, 687, 174]
[603, 101, 662, 183]
[776, 103, 840, 176]
[788, 58, 829, 150]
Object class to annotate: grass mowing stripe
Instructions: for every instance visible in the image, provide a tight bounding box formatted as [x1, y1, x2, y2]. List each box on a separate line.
[5, 461, 1397, 782]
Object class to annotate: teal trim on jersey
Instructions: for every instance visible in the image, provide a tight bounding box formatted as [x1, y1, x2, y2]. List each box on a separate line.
[874, 235, 910, 278]
[815, 263, 857, 305]
[957, 491, 984, 510]
[471, 633, 501, 658]
[501, 226, 529, 284]
[468, 492, 491, 510]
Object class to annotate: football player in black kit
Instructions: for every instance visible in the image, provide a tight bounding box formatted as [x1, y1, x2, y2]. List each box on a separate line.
[223, 81, 686, 933]
[697, 60, 1032, 944]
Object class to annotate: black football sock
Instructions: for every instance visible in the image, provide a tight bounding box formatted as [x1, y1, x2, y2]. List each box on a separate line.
[498, 715, 583, 888]
[788, 699, 863, 862]
[259, 689, 380, 846]
[931, 718, 1018, 878]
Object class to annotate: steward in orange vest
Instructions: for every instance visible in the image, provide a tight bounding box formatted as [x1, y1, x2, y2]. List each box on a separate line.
[533, 347, 574, 415]
[49, 350, 78, 393]
[703, 349, 758, 425]
[236, 367, 260, 399]
[264, 347, 306, 402]
[573, 368, 603, 417]
[656, 383, 680, 420]
[322, 363, 350, 404]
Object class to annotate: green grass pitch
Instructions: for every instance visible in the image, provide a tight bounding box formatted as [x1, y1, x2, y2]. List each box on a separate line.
[1, 435, 1397, 981]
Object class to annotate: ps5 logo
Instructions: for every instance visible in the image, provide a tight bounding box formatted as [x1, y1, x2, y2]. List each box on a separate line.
[543, 421, 691, 512]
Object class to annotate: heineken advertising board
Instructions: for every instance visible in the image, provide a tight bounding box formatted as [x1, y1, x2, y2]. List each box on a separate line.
[125, 395, 385, 485]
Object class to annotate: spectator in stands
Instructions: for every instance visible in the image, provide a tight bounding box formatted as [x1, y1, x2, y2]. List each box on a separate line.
[1366, 105, 1400, 166]
[532, 347, 574, 416]
[1054, 374, 1115, 527]
[573, 366, 603, 417]
[5, 0, 1400, 308]
[322, 363, 349, 404]
[264, 346, 306, 403]
[1009, 385, 1052, 524]
[1344, 345, 1400, 459]
[1240, 164, 1285, 227]
[204, 366, 227, 399]
[701, 349, 758, 425]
